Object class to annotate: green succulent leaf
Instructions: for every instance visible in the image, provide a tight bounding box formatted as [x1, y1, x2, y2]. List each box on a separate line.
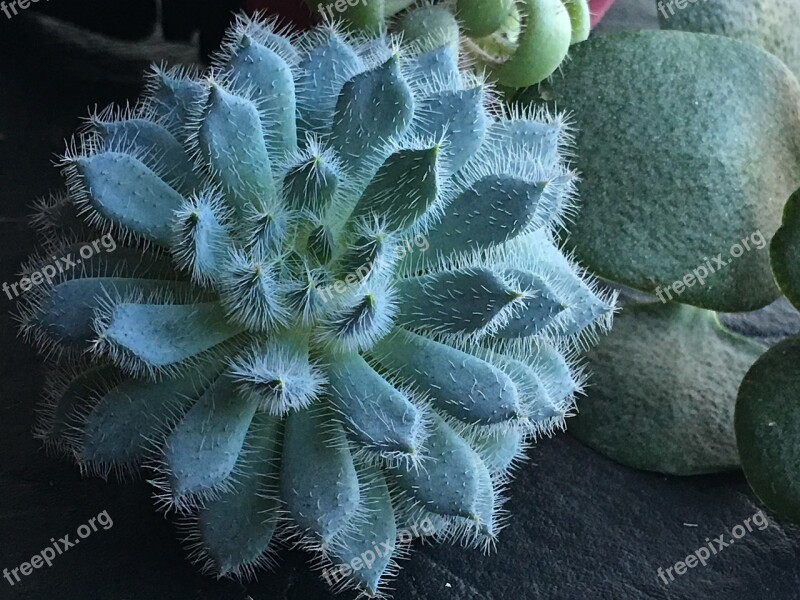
[326, 466, 397, 596]
[163, 375, 259, 502]
[93, 118, 201, 195]
[96, 301, 243, 372]
[735, 335, 800, 523]
[770, 188, 800, 310]
[456, 0, 515, 38]
[331, 55, 415, 172]
[392, 412, 492, 524]
[326, 352, 423, 455]
[80, 370, 209, 471]
[349, 146, 440, 231]
[396, 5, 460, 52]
[372, 329, 522, 425]
[222, 34, 297, 158]
[570, 302, 766, 475]
[281, 406, 360, 544]
[71, 152, 185, 245]
[520, 31, 800, 311]
[197, 84, 275, 213]
[32, 279, 196, 350]
[656, 0, 800, 78]
[195, 413, 282, 577]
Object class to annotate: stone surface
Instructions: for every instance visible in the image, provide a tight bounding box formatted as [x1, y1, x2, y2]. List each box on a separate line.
[2, 3, 800, 599]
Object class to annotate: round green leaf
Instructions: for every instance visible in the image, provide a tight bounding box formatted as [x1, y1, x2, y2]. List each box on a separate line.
[570, 302, 766, 475]
[736, 335, 800, 522]
[657, 0, 800, 78]
[519, 31, 800, 311]
[770, 188, 800, 310]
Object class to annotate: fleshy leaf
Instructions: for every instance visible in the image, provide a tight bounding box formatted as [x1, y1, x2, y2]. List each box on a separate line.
[331, 56, 415, 172]
[424, 175, 550, 256]
[222, 34, 298, 158]
[657, 0, 800, 78]
[325, 467, 397, 597]
[372, 329, 521, 425]
[296, 30, 363, 134]
[326, 352, 423, 456]
[197, 84, 274, 213]
[195, 413, 282, 576]
[735, 334, 800, 523]
[94, 118, 202, 195]
[71, 152, 185, 245]
[31, 279, 196, 350]
[349, 146, 440, 231]
[570, 302, 766, 475]
[163, 375, 259, 502]
[80, 370, 210, 471]
[394, 267, 522, 337]
[95, 301, 243, 373]
[392, 412, 492, 526]
[770, 188, 800, 310]
[281, 407, 360, 544]
[519, 31, 800, 311]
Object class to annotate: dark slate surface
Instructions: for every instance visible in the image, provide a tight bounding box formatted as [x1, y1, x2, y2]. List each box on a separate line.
[2, 3, 800, 599]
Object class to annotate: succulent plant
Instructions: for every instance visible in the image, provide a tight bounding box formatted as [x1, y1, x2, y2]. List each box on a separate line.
[18, 14, 614, 597]
[305, 0, 592, 89]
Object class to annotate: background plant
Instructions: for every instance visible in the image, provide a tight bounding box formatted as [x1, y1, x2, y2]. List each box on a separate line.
[515, 0, 800, 526]
[304, 0, 592, 88]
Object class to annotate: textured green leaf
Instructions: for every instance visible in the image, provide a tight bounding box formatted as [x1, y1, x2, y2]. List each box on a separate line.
[350, 146, 440, 231]
[396, 5, 460, 52]
[148, 68, 205, 142]
[413, 88, 488, 174]
[372, 329, 521, 425]
[74, 152, 184, 245]
[326, 467, 397, 596]
[657, 0, 800, 78]
[331, 56, 414, 172]
[94, 118, 202, 195]
[223, 34, 297, 158]
[98, 302, 243, 370]
[457, 0, 515, 37]
[163, 375, 259, 500]
[570, 302, 765, 475]
[425, 175, 549, 256]
[196, 413, 282, 576]
[296, 30, 363, 134]
[34, 279, 196, 349]
[770, 188, 800, 310]
[281, 407, 360, 543]
[392, 412, 490, 522]
[520, 31, 800, 311]
[735, 335, 800, 523]
[326, 352, 423, 455]
[80, 370, 209, 469]
[395, 267, 521, 336]
[198, 84, 274, 212]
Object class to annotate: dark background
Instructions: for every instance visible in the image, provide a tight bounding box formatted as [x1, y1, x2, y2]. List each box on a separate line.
[1, 1, 799, 598]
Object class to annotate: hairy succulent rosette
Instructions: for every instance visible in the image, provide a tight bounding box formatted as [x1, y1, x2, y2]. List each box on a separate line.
[18, 14, 614, 598]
